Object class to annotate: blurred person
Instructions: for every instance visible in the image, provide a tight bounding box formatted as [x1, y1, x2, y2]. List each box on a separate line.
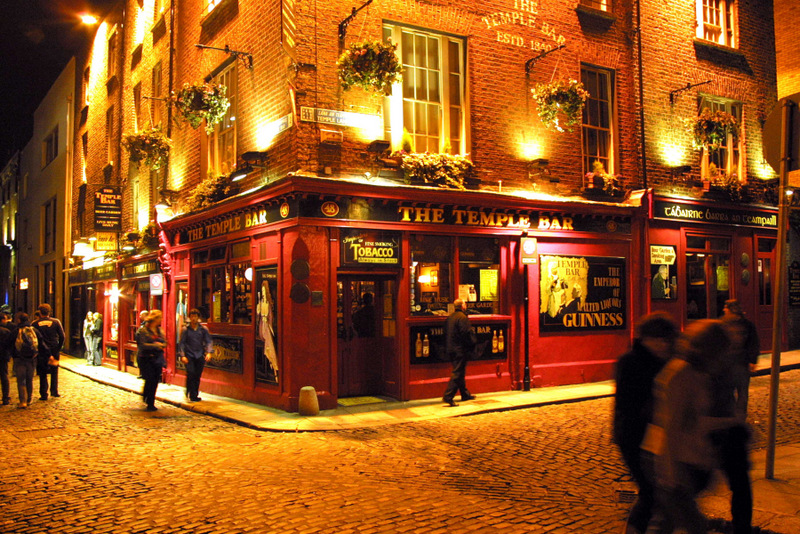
[90, 312, 103, 366]
[32, 303, 65, 400]
[12, 312, 43, 408]
[83, 311, 95, 365]
[613, 312, 679, 534]
[0, 311, 12, 405]
[442, 299, 477, 407]
[721, 299, 760, 416]
[643, 320, 740, 534]
[178, 309, 213, 402]
[351, 292, 376, 338]
[136, 310, 166, 411]
[136, 309, 148, 379]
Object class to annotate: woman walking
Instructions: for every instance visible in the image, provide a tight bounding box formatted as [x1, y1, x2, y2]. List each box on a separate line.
[136, 310, 166, 412]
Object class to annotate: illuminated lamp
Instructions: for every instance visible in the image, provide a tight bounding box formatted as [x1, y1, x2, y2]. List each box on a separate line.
[72, 238, 93, 257]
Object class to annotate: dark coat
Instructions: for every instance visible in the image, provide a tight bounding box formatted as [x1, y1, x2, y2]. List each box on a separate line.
[445, 309, 476, 360]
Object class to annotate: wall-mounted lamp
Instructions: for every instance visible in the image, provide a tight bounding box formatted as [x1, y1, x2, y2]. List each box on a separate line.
[72, 238, 93, 257]
[338, 0, 374, 46]
[195, 44, 254, 70]
[525, 44, 566, 74]
[670, 165, 693, 181]
[528, 158, 557, 183]
[231, 151, 270, 182]
[669, 80, 712, 104]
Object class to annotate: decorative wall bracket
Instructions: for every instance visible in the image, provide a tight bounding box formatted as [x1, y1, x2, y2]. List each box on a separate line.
[669, 80, 711, 104]
[195, 44, 254, 70]
[338, 0, 374, 46]
[525, 44, 566, 74]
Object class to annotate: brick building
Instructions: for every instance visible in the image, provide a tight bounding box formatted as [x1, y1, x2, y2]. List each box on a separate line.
[67, 0, 780, 412]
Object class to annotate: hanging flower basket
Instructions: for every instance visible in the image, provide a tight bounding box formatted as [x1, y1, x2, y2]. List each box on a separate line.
[186, 172, 231, 211]
[121, 127, 171, 170]
[140, 221, 160, 250]
[173, 82, 230, 133]
[691, 108, 739, 151]
[399, 152, 476, 190]
[531, 79, 589, 132]
[337, 41, 403, 96]
[583, 161, 623, 198]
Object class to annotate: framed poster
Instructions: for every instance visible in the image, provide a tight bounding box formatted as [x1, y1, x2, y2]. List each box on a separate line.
[539, 255, 626, 332]
[255, 267, 279, 384]
[650, 245, 677, 300]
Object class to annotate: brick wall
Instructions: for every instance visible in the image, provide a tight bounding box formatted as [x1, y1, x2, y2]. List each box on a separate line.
[774, 0, 800, 99]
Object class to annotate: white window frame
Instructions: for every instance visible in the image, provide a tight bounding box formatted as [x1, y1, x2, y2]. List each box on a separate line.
[696, 0, 737, 48]
[383, 24, 467, 155]
[580, 0, 610, 12]
[580, 65, 615, 177]
[698, 95, 742, 182]
[207, 63, 237, 176]
[151, 62, 163, 128]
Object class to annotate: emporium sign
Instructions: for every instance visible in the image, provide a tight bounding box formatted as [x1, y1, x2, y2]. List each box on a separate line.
[653, 199, 777, 229]
[340, 229, 401, 267]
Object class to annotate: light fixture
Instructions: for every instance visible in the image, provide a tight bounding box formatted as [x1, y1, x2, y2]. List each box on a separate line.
[72, 238, 93, 257]
[230, 163, 253, 182]
[80, 13, 98, 25]
[231, 151, 270, 182]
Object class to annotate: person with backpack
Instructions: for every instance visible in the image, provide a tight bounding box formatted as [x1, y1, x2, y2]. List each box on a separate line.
[12, 312, 42, 408]
[0, 311, 13, 405]
[32, 303, 65, 400]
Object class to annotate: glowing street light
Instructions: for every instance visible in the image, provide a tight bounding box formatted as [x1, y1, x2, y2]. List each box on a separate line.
[80, 13, 98, 25]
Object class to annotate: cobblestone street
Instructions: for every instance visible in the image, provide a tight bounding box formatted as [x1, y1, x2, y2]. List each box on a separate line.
[2, 369, 800, 533]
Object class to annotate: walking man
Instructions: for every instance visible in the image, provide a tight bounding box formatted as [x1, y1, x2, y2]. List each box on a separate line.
[32, 303, 65, 400]
[442, 299, 476, 407]
[721, 299, 760, 415]
[178, 309, 213, 402]
[0, 311, 12, 405]
[613, 312, 678, 534]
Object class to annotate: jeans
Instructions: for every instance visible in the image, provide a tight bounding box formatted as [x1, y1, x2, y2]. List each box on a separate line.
[14, 358, 35, 403]
[185, 357, 206, 400]
[442, 354, 470, 401]
[38, 362, 59, 398]
[0, 357, 10, 402]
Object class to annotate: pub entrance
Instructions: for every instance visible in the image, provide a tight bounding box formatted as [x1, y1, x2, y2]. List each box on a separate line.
[336, 275, 398, 398]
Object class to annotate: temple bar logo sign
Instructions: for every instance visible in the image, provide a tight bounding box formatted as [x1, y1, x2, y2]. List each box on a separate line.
[94, 187, 122, 232]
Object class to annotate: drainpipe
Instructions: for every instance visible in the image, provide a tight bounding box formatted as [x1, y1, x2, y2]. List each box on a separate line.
[636, 0, 648, 188]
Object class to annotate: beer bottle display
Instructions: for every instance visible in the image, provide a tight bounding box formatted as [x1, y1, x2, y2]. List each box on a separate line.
[415, 333, 422, 358]
[422, 334, 430, 357]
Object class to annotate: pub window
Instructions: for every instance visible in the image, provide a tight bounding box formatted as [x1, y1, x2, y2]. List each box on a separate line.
[685, 235, 730, 320]
[696, 0, 737, 48]
[698, 96, 742, 183]
[208, 62, 237, 176]
[192, 242, 252, 324]
[151, 61, 163, 127]
[581, 65, 615, 176]
[410, 235, 501, 316]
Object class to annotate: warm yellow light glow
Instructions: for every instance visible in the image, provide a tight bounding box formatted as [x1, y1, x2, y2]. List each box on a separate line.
[754, 160, 778, 180]
[80, 14, 99, 25]
[132, 2, 146, 45]
[519, 138, 545, 161]
[86, 22, 109, 105]
[106, 284, 121, 304]
[256, 114, 294, 150]
[662, 142, 687, 167]
[417, 274, 431, 284]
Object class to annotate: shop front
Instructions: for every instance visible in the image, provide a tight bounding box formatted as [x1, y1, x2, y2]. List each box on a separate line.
[117, 255, 163, 374]
[647, 193, 779, 348]
[160, 176, 643, 412]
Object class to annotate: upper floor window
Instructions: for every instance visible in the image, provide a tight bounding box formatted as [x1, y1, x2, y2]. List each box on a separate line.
[697, 0, 737, 48]
[133, 82, 142, 132]
[207, 0, 224, 15]
[82, 67, 91, 105]
[580, 0, 609, 11]
[42, 198, 56, 254]
[698, 95, 741, 181]
[106, 106, 115, 164]
[581, 65, 615, 176]
[208, 63, 237, 176]
[155, 0, 166, 17]
[42, 125, 59, 168]
[152, 62, 163, 127]
[383, 24, 466, 154]
[107, 28, 119, 78]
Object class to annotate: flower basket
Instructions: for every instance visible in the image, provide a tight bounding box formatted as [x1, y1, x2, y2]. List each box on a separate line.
[140, 222, 160, 250]
[338, 41, 403, 96]
[399, 152, 475, 190]
[186, 172, 231, 211]
[691, 108, 739, 151]
[583, 161, 623, 197]
[173, 82, 230, 133]
[531, 79, 589, 132]
[121, 127, 171, 170]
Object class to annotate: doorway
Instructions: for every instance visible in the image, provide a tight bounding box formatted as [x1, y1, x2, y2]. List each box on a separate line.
[336, 275, 397, 398]
[685, 235, 731, 320]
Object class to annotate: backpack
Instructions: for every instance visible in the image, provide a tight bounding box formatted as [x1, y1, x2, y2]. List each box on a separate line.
[15, 326, 38, 358]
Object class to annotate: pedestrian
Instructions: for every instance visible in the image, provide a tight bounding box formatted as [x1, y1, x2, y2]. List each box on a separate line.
[91, 312, 103, 366]
[442, 298, 477, 407]
[11, 312, 43, 408]
[0, 311, 13, 405]
[351, 292, 376, 338]
[136, 310, 166, 411]
[137, 310, 148, 379]
[178, 309, 213, 402]
[721, 299, 760, 416]
[613, 312, 678, 534]
[83, 311, 94, 365]
[32, 303, 65, 400]
[642, 320, 739, 534]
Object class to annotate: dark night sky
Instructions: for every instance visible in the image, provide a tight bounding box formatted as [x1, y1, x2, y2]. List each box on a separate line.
[0, 0, 117, 168]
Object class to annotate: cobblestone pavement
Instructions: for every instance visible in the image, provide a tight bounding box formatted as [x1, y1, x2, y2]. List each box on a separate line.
[2, 369, 799, 533]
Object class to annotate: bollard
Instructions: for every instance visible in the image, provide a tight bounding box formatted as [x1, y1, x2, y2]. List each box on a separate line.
[298, 386, 319, 416]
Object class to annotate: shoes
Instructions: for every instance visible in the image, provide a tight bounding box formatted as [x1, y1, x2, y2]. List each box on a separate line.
[145, 405, 158, 412]
[2, 398, 10, 405]
[442, 397, 458, 407]
[190, 397, 202, 402]
[39, 396, 48, 401]
[18, 402, 27, 409]
[461, 394, 476, 401]
[51, 394, 61, 398]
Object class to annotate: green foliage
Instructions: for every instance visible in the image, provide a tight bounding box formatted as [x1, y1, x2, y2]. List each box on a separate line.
[584, 160, 622, 196]
[531, 79, 589, 132]
[121, 127, 171, 170]
[400, 129, 415, 153]
[337, 41, 403, 96]
[186, 172, 231, 211]
[691, 108, 739, 152]
[400, 152, 475, 190]
[173, 82, 231, 134]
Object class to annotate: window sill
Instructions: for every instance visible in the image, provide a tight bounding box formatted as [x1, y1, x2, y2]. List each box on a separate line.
[106, 74, 118, 94]
[693, 38, 751, 72]
[152, 15, 167, 44]
[576, 4, 616, 22]
[200, 0, 239, 40]
[131, 43, 143, 70]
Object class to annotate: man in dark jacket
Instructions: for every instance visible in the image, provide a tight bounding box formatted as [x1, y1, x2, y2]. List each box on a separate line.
[178, 309, 214, 402]
[32, 303, 65, 400]
[0, 312, 12, 405]
[441, 299, 477, 407]
[721, 299, 760, 415]
[613, 312, 678, 534]
[12, 312, 43, 408]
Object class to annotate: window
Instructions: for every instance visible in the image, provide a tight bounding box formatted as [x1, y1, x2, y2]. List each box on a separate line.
[133, 82, 142, 132]
[208, 63, 237, 175]
[42, 125, 59, 168]
[581, 66, 614, 175]
[410, 235, 501, 316]
[757, 238, 776, 306]
[132, 176, 140, 227]
[151, 62, 163, 127]
[42, 198, 56, 254]
[206, 0, 224, 15]
[81, 132, 89, 183]
[82, 67, 91, 105]
[685, 235, 730, 320]
[43, 261, 56, 307]
[580, 0, 609, 11]
[697, 0, 737, 48]
[383, 24, 466, 154]
[107, 28, 118, 78]
[193, 242, 252, 324]
[698, 96, 741, 181]
[154, 0, 166, 17]
[106, 106, 114, 164]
